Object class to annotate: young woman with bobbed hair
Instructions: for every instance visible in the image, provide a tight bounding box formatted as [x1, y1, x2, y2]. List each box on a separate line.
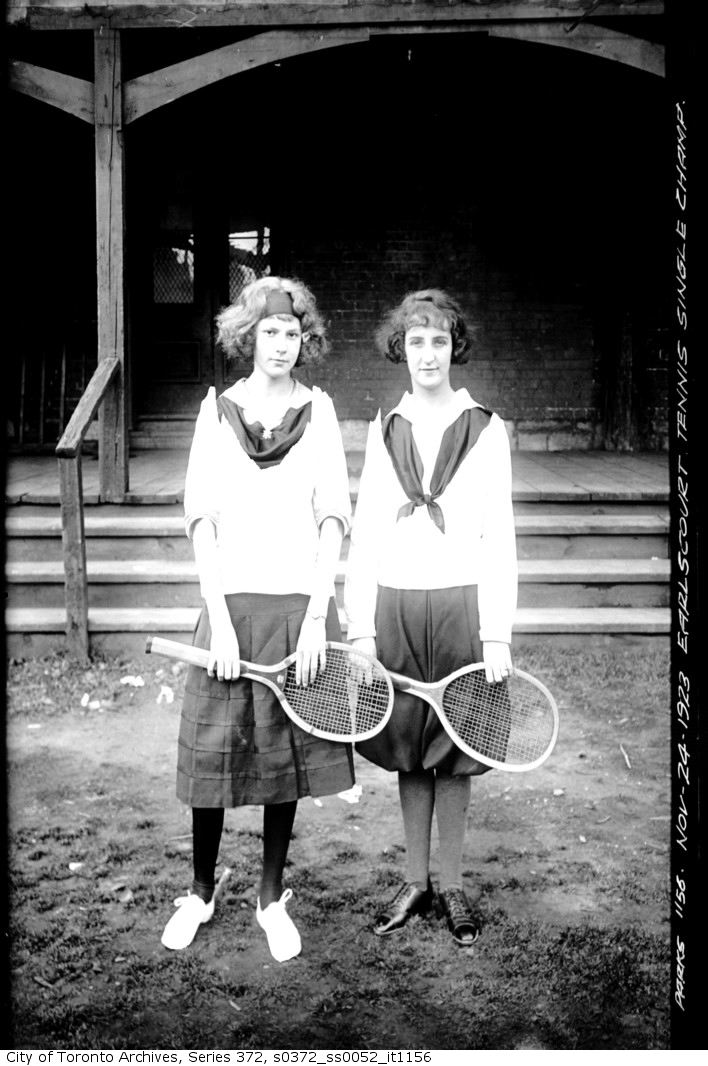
[344, 288, 518, 948]
[375, 289, 471, 366]
[162, 276, 353, 961]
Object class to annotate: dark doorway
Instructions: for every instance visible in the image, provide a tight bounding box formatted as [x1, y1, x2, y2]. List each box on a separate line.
[128, 146, 272, 424]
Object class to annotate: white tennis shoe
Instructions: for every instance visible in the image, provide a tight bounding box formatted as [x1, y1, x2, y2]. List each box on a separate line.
[161, 891, 215, 950]
[256, 889, 301, 962]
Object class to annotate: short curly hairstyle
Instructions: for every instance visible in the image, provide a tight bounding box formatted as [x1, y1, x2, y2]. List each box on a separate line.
[376, 288, 470, 364]
[216, 276, 328, 366]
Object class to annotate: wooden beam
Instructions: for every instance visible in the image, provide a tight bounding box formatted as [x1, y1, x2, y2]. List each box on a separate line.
[6, 1, 666, 31]
[124, 27, 370, 123]
[94, 28, 129, 501]
[489, 21, 665, 77]
[9, 60, 94, 122]
[58, 454, 90, 662]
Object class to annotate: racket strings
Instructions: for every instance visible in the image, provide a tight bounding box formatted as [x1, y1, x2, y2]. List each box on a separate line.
[280, 649, 392, 737]
[441, 673, 555, 766]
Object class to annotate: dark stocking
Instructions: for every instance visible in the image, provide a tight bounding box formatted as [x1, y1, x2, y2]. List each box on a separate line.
[259, 800, 298, 907]
[398, 770, 435, 889]
[435, 773, 471, 892]
[191, 806, 225, 902]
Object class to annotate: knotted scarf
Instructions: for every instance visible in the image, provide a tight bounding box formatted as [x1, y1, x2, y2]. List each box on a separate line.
[383, 406, 492, 533]
[217, 394, 312, 469]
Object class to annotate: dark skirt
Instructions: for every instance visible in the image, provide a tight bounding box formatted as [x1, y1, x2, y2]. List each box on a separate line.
[176, 592, 355, 807]
[356, 584, 491, 777]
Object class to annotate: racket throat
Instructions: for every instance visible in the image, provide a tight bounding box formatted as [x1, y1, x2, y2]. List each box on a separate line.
[389, 672, 443, 711]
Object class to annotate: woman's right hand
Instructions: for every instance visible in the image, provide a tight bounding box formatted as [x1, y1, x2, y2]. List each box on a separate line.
[350, 636, 378, 685]
[208, 621, 241, 682]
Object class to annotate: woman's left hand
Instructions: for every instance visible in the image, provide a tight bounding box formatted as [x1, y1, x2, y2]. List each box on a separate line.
[296, 615, 327, 686]
[482, 641, 513, 684]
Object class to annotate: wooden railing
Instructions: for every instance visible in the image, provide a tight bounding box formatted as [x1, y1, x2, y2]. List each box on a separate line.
[55, 356, 121, 662]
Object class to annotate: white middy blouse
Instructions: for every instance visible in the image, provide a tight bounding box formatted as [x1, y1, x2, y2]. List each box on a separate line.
[184, 385, 351, 599]
[344, 388, 518, 644]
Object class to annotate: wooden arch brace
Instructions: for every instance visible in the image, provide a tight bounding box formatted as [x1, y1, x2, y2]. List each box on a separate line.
[124, 28, 371, 123]
[9, 60, 94, 122]
[487, 22, 664, 78]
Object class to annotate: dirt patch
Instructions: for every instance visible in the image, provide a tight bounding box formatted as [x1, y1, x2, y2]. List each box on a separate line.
[6, 645, 670, 1049]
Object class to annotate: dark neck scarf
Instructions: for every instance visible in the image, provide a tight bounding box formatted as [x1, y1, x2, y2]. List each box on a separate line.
[383, 405, 492, 532]
[217, 394, 312, 469]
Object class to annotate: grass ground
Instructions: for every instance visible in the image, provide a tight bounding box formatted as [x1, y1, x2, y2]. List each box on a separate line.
[6, 644, 670, 1049]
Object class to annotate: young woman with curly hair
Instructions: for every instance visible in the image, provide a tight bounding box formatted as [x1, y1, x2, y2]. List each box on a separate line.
[344, 288, 518, 948]
[162, 276, 353, 961]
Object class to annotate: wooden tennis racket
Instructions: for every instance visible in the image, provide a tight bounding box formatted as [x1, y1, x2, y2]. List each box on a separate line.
[146, 635, 394, 743]
[388, 664, 559, 772]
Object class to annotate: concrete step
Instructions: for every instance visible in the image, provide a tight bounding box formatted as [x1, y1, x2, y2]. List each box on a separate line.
[6, 537, 197, 564]
[513, 607, 670, 633]
[5, 605, 671, 658]
[5, 510, 669, 563]
[6, 557, 670, 611]
[515, 558, 669, 607]
[4, 511, 193, 563]
[5, 510, 670, 536]
[7, 533, 668, 564]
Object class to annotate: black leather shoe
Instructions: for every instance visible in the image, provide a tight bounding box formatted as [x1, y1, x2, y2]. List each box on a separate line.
[437, 889, 480, 947]
[374, 880, 433, 936]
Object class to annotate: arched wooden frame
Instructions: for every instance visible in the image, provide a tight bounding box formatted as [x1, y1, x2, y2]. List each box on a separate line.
[9, 22, 664, 125]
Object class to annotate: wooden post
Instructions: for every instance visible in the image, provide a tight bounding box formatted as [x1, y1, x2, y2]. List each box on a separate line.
[94, 28, 129, 501]
[596, 306, 637, 451]
[59, 456, 90, 662]
[615, 313, 637, 450]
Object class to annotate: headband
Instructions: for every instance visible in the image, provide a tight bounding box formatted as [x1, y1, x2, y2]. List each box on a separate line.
[263, 289, 296, 317]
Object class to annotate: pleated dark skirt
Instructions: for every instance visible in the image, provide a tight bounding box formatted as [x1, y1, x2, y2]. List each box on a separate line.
[356, 584, 491, 777]
[176, 592, 355, 807]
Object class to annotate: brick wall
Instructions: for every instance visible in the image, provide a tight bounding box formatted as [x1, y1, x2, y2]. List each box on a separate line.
[287, 216, 607, 450]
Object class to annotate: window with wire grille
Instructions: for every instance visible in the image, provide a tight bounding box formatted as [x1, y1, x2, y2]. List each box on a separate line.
[153, 234, 195, 304]
[229, 227, 270, 301]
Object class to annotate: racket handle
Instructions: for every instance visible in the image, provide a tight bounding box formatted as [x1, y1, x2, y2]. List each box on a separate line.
[146, 635, 210, 670]
[146, 635, 268, 682]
